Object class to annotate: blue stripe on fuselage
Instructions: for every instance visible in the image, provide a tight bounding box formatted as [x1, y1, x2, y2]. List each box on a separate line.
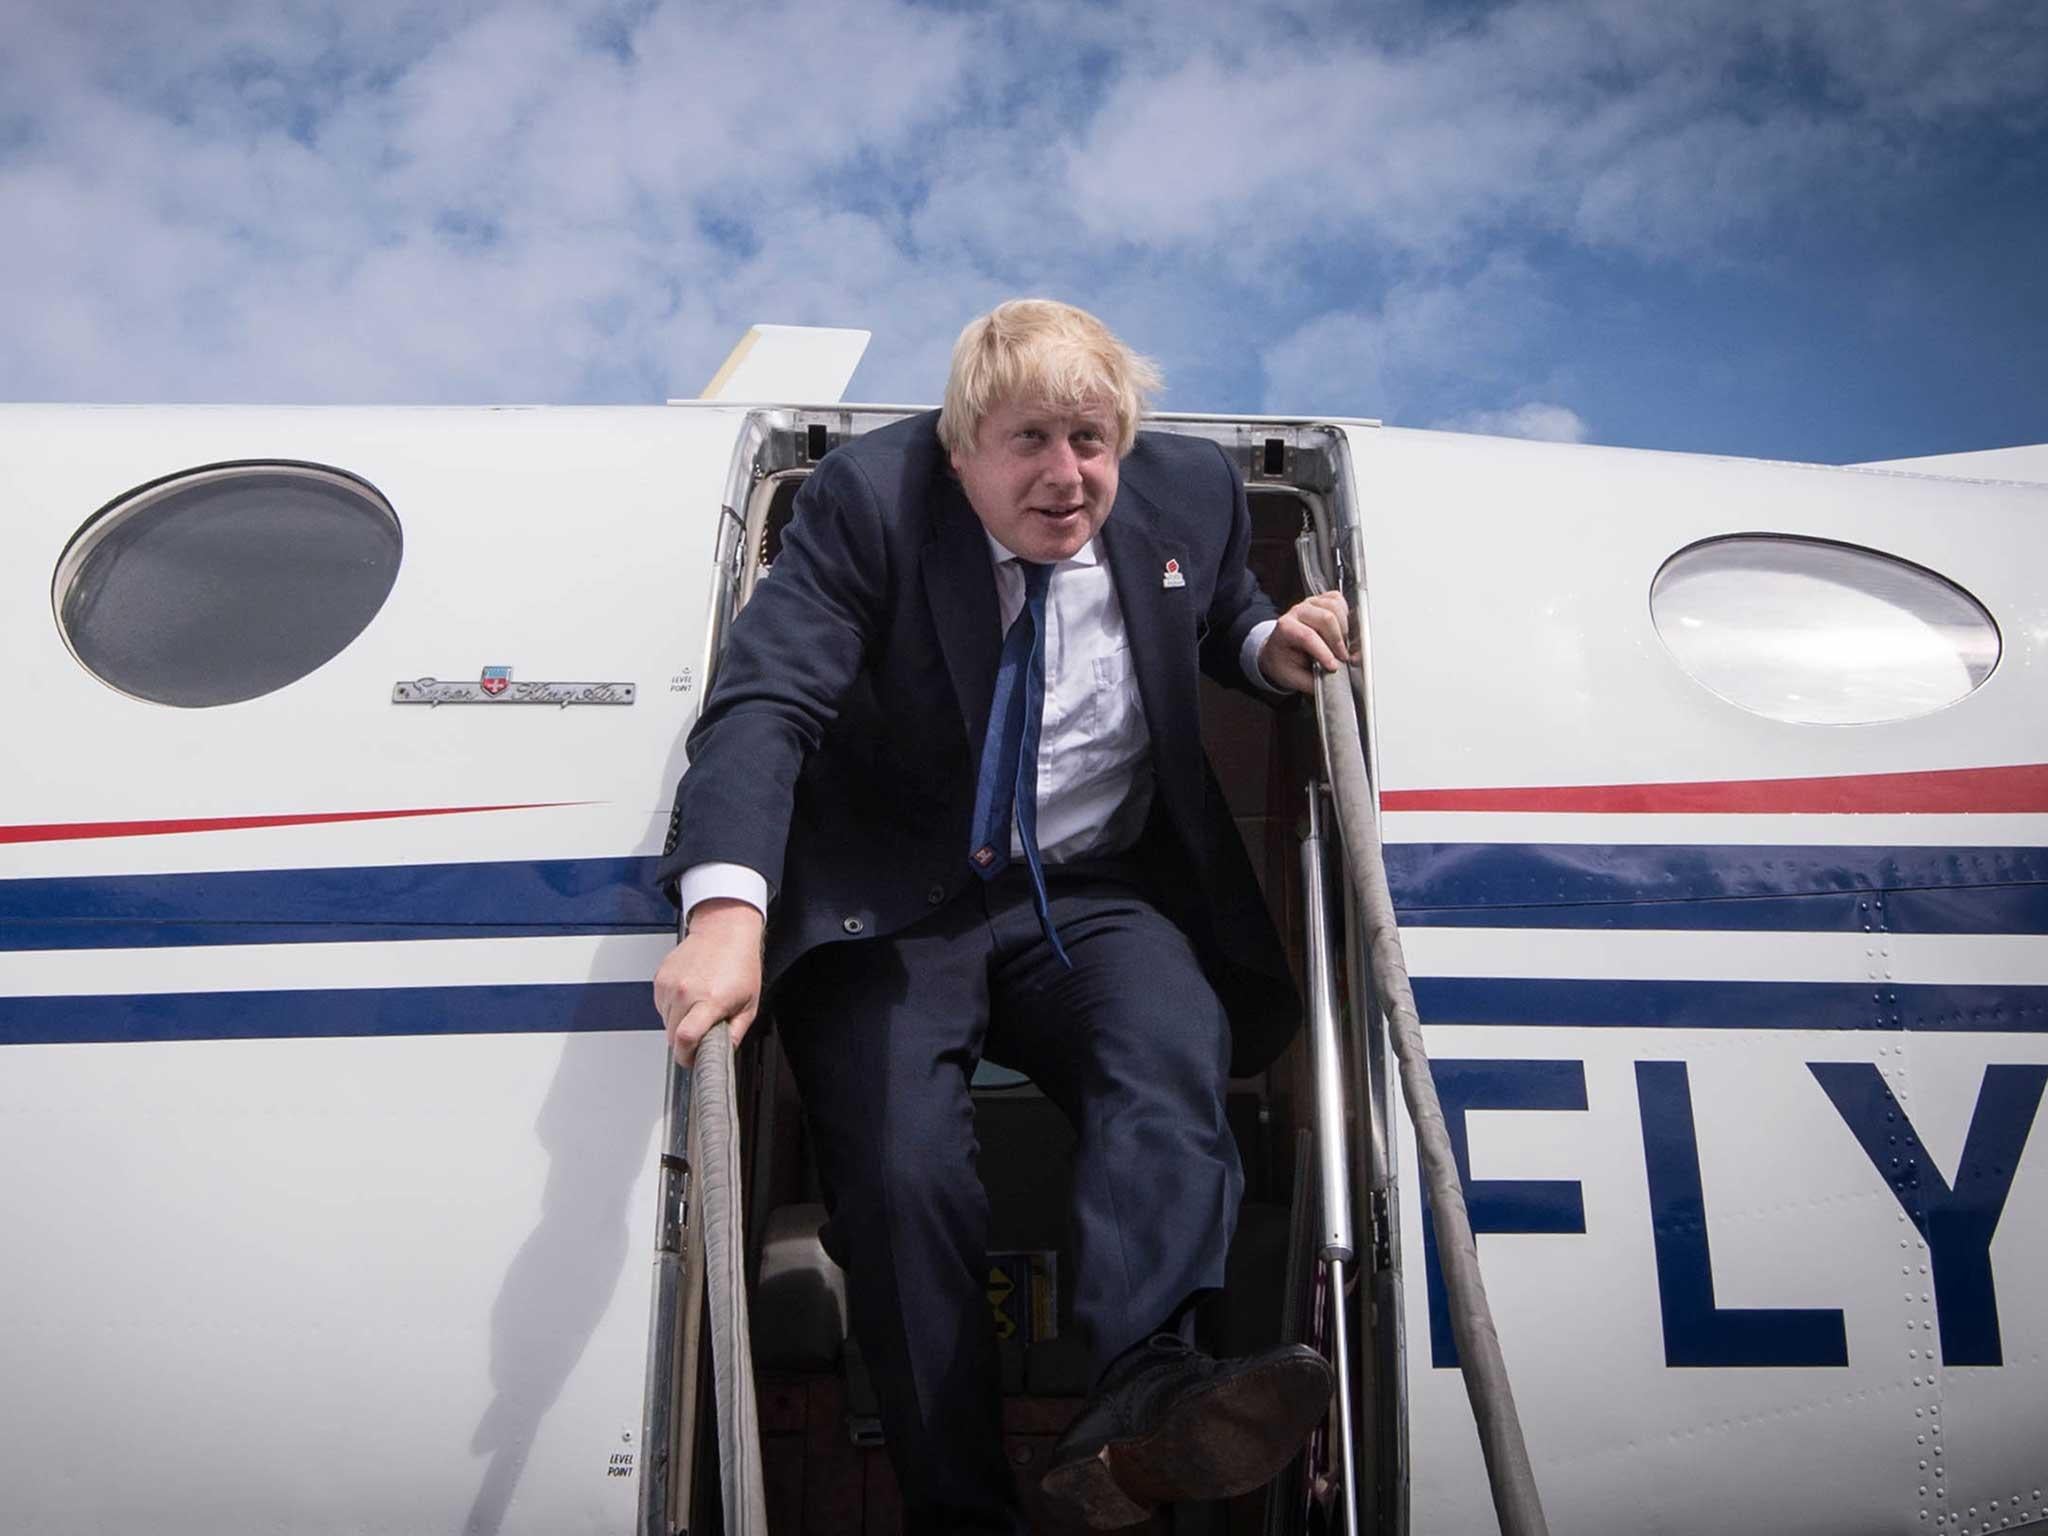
[1412, 978, 2048, 1032]
[6, 978, 2043, 1049]
[2, 844, 2043, 970]
[1387, 843, 2048, 932]
[0, 981, 659, 1045]
[0, 856, 674, 951]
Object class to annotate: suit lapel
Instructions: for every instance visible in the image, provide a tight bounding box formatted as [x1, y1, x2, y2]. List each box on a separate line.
[1100, 486, 1203, 831]
[920, 477, 1002, 759]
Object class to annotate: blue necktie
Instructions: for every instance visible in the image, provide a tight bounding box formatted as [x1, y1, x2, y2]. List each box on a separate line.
[967, 560, 1071, 966]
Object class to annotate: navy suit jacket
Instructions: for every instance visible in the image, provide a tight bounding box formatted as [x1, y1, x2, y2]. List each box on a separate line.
[657, 411, 1299, 1074]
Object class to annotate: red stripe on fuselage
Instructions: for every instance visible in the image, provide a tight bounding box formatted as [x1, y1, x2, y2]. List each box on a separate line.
[0, 804, 574, 845]
[1380, 764, 2048, 815]
[14, 767, 2040, 846]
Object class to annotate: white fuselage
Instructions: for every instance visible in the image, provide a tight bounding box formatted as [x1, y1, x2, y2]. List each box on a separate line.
[2, 401, 2043, 1534]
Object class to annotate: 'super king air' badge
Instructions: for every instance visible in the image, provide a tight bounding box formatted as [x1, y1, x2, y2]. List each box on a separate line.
[392, 667, 636, 707]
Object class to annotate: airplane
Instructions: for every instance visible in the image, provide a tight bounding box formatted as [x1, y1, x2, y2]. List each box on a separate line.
[1, 323, 2043, 1536]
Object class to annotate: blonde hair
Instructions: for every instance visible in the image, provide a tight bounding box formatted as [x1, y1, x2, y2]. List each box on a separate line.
[938, 299, 1163, 459]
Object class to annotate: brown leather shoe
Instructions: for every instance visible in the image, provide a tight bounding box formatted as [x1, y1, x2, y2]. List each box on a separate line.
[1038, 1336, 1332, 1529]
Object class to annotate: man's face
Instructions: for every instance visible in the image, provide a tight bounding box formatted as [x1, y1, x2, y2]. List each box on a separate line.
[950, 397, 1120, 564]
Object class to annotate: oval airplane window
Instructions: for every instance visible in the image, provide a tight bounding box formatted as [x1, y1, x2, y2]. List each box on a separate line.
[1650, 535, 1999, 725]
[54, 462, 401, 707]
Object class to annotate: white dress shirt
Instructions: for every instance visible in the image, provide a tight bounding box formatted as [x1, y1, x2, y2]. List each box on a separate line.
[991, 533, 1151, 865]
[679, 533, 1280, 925]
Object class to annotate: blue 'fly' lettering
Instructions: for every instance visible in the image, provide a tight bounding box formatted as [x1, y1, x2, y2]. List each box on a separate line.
[1424, 1059, 1588, 1368]
[1637, 1060, 1849, 1367]
[1419, 1055, 2039, 1373]
[1809, 1061, 2047, 1367]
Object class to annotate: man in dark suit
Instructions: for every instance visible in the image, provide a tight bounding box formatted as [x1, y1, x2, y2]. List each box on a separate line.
[655, 300, 1349, 1532]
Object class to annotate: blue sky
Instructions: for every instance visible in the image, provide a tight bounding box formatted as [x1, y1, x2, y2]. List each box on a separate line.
[3, 0, 2043, 462]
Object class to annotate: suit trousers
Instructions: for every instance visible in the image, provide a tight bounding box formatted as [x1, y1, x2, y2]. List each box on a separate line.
[774, 861, 1244, 1534]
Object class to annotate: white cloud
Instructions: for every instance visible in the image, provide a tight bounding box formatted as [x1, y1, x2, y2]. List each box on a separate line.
[0, 0, 2039, 421]
[1434, 402, 1592, 443]
[1257, 256, 1558, 418]
[0, 0, 977, 403]
[1068, 0, 2047, 263]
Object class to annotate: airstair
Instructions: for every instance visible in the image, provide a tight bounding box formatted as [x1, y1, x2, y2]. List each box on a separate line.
[637, 415, 1549, 1536]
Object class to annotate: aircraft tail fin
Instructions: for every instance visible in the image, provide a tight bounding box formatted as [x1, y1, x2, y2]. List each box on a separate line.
[691, 325, 872, 405]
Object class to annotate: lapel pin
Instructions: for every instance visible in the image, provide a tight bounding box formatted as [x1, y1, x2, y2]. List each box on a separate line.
[1161, 558, 1186, 590]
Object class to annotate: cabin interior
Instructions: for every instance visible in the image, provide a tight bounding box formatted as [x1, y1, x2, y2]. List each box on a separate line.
[672, 414, 1395, 1536]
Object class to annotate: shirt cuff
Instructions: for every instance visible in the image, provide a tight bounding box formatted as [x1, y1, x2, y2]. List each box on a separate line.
[677, 863, 770, 927]
[1240, 618, 1288, 694]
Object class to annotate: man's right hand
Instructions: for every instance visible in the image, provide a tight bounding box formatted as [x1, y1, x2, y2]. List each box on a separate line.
[652, 899, 765, 1066]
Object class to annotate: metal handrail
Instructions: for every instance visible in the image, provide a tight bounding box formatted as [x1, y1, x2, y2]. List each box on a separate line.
[639, 1044, 702, 1536]
[1298, 539, 1550, 1536]
[691, 1022, 768, 1534]
[638, 1020, 767, 1536]
[1300, 790, 1364, 1536]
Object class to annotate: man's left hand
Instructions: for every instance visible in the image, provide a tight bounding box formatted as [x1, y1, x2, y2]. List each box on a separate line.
[1257, 590, 1353, 694]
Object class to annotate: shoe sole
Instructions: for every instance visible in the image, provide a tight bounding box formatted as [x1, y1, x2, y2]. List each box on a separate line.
[1039, 1351, 1331, 1530]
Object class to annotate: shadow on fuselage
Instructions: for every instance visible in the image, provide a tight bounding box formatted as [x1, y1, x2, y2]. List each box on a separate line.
[463, 1001, 664, 1535]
